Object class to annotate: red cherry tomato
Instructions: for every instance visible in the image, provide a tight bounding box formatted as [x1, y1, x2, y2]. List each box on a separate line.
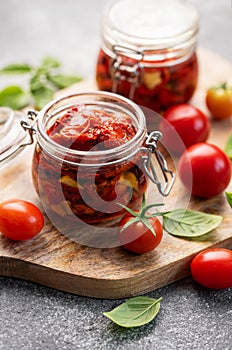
[159, 104, 210, 155]
[178, 143, 231, 198]
[191, 248, 232, 289]
[0, 199, 44, 241]
[118, 211, 163, 254]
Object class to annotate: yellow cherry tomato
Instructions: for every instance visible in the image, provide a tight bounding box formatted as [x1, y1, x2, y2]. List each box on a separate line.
[206, 82, 232, 120]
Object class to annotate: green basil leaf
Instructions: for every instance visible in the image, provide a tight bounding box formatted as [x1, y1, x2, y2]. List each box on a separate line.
[0, 86, 30, 110]
[163, 209, 222, 237]
[103, 296, 162, 328]
[0, 63, 32, 75]
[30, 71, 46, 91]
[31, 85, 54, 110]
[47, 74, 82, 89]
[40, 56, 61, 70]
[225, 134, 232, 159]
[225, 192, 232, 208]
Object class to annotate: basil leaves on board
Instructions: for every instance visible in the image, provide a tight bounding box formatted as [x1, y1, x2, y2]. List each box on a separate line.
[162, 209, 222, 237]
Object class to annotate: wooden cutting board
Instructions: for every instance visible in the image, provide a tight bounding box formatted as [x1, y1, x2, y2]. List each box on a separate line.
[0, 48, 232, 299]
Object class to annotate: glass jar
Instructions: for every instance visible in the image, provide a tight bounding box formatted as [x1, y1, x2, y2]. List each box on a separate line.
[0, 93, 175, 246]
[96, 0, 199, 113]
[29, 92, 174, 227]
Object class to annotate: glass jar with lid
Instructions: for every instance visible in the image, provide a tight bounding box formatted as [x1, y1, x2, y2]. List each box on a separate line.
[31, 92, 174, 223]
[0, 92, 175, 246]
[96, 0, 199, 113]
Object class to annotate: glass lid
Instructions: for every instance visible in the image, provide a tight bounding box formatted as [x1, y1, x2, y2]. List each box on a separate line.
[0, 107, 31, 167]
[102, 0, 199, 49]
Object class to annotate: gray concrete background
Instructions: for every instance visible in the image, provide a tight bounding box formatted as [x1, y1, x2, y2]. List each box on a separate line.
[0, 1, 232, 349]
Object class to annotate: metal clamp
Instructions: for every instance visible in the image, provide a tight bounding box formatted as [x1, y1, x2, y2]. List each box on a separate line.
[110, 45, 144, 99]
[142, 131, 175, 197]
[20, 110, 38, 146]
[0, 109, 38, 164]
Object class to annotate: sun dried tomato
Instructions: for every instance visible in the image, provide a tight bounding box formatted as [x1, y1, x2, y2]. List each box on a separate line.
[32, 105, 147, 224]
[96, 49, 198, 114]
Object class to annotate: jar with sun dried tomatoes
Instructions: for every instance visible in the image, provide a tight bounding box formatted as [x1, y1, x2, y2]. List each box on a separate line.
[27, 92, 174, 227]
[0, 92, 175, 247]
[96, 0, 199, 113]
[0, 92, 175, 246]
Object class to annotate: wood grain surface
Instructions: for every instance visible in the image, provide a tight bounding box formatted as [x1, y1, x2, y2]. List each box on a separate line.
[0, 48, 232, 299]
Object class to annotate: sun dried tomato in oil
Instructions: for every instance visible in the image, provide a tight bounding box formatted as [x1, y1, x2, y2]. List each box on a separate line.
[32, 105, 147, 224]
[96, 49, 198, 114]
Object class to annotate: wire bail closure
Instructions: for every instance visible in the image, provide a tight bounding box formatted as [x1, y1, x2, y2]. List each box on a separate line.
[111, 45, 144, 99]
[0, 109, 38, 164]
[0, 107, 174, 197]
[110, 47, 174, 196]
[20, 110, 38, 146]
[143, 131, 175, 196]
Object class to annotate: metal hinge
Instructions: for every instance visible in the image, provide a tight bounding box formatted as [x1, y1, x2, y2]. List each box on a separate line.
[110, 45, 144, 99]
[142, 131, 175, 196]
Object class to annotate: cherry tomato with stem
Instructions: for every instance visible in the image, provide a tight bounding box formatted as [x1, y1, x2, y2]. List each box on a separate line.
[206, 82, 232, 120]
[0, 199, 44, 241]
[191, 248, 232, 289]
[159, 104, 210, 155]
[178, 143, 231, 198]
[117, 197, 163, 254]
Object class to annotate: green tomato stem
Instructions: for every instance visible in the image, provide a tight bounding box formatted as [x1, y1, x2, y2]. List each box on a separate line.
[140, 203, 165, 218]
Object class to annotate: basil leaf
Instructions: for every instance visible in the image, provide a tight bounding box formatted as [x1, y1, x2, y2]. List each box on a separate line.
[0, 86, 30, 110]
[225, 192, 232, 208]
[163, 209, 222, 237]
[30, 71, 46, 91]
[0, 63, 32, 75]
[103, 296, 162, 328]
[225, 134, 232, 159]
[47, 74, 82, 89]
[31, 85, 54, 110]
[40, 56, 61, 70]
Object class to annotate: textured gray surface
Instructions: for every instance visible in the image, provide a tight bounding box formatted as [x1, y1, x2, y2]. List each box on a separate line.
[0, 1, 232, 350]
[0, 276, 232, 350]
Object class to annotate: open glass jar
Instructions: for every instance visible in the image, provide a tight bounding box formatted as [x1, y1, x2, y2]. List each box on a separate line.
[0, 92, 175, 247]
[0, 93, 173, 226]
[29, 92, 174, 226]
[96, 0, 199, 113]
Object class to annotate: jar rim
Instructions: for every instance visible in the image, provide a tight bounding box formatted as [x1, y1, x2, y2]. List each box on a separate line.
[36, 91, 147, 164]
[101, 0, 199, 52]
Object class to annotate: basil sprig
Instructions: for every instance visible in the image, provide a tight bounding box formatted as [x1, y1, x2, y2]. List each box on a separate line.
[103, 296, 162, 328]
[0, 56, 82, 110]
